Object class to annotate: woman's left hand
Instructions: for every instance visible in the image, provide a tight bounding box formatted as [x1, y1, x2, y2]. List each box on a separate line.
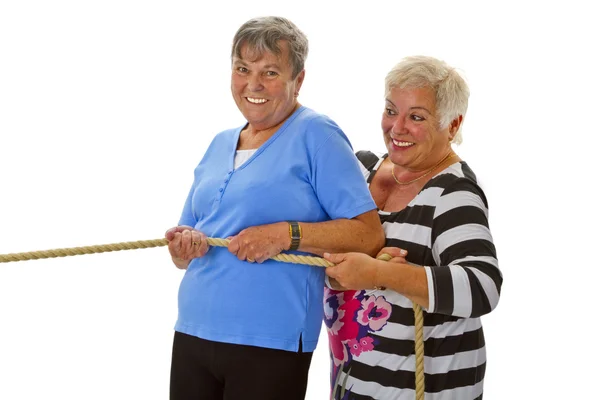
[323, 252, 381, 290]
[228, 222, 289, 263]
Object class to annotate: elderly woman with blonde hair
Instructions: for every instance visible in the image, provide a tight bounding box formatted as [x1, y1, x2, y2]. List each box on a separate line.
[324, 56, 502, 400]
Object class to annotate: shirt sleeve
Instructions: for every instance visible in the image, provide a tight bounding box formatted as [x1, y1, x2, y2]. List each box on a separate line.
[425, 178, 502, 318]
[308, 117, 377, 220]
[178, 180, 198, 228]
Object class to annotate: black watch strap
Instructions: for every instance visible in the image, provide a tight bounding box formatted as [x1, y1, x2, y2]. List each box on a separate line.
[288, 221, 302, 251]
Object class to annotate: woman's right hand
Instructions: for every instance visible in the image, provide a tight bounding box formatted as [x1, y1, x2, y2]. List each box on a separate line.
[165, 225, 209, 269]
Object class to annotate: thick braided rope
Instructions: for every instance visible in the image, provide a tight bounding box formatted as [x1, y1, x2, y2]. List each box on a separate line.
[0, 237, 425, 399]
[376, 254, 424, 400]
[0, 237, 333, 267]
[413, 302, 425, 400]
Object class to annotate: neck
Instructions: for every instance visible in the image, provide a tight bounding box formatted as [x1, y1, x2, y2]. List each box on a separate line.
[391, 149, 456, 186]
[247, 102, 300, 136]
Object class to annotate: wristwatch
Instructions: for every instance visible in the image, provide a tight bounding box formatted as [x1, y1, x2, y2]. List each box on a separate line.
[287, 221, 302, 251]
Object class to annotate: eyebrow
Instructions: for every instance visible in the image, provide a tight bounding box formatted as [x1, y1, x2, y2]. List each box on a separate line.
[409, 106, 433, 115]
[385, 100, 432, 115]
[262, 63, 281, 70]
[232, 59, 281, 70]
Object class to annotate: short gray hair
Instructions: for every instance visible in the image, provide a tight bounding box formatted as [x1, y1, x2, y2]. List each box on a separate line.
[385, 56, 470, 144]
[231, 16, 309, 78]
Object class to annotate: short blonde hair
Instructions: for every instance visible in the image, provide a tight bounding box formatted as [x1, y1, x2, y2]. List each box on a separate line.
[385, 56, 470, 144]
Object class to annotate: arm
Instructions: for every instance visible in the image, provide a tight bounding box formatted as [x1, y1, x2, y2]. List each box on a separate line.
[326, 178, 502, 318]
[297, 210, 384, 256]
[425, 179, 502, 318]
[324, 247, 429, 308]
[227, 211, 384, 263]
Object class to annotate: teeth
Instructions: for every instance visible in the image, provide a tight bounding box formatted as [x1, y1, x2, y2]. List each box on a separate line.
[247, 97, 267, 104]
[392, 139, 413, 147]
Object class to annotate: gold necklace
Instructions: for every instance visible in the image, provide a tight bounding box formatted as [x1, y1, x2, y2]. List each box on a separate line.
[391, 151, 457, 186]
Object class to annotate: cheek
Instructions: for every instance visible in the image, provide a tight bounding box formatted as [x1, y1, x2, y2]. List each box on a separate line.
[231, 76, 245, 93]
[381, 118, 392, 132]
[409, 126, 432, 142]
[271, 81, 293, 98]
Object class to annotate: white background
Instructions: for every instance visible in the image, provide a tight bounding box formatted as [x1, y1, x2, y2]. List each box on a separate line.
[1, 1, 598, 399]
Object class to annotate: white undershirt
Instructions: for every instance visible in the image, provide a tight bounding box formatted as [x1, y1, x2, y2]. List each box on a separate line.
[234, 149, 257, 169]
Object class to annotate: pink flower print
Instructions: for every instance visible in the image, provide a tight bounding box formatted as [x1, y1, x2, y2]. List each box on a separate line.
[337, 291, 361, 341]
[357, 296, 392, 331]
[330, 308, 345, 335]
[347, 336, 375, 357]
[328, 331, 349, 366]
[359, 336, 375, 352]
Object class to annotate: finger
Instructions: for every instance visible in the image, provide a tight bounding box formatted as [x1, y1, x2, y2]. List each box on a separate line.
[236, 238, 254, 261]
[230, 237, 247, 261]
[165, 226, 179, 241]
[166, 225, 195, 240]
[180, 229, 193, 257]
[376, 247, 407, 259]
[174, 225, 194, 233]
[228, 236, 240, 255]
[324, 265, 338, 279]
[236, 249, 247, 261]
[190, 230, 204, 257]
[323, 252, 347, 265]
[197, 232, 209, 257]
[169, 232, 183, 258]
[254, 252, 268, 264]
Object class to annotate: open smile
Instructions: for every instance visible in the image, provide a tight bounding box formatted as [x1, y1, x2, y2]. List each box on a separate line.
[246, 97, 268, 104]
[392, 139, 414, 148]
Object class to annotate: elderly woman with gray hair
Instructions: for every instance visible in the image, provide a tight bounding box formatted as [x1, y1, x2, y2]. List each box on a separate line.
[323, 56, 502, 399]
[164, 16, 384, 400]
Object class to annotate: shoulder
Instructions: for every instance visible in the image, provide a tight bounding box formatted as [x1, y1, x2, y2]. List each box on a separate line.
[429, 161, 489, 210]
[292, 107, 346, 140]
[355, 150, 385, 171]
[202, 126, 242, 152]
[288, 107, 355, 156]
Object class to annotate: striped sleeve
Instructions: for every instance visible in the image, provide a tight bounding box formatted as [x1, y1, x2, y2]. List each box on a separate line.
[425, 177, 502, 318]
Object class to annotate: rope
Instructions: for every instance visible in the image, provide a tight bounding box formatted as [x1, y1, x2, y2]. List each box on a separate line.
[0, 236, 425, 399]
[0, 237, 333, 267]
[413, 302, 425, 400]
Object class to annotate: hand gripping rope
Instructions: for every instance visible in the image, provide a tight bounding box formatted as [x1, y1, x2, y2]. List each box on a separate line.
[0, 237, 426, 400]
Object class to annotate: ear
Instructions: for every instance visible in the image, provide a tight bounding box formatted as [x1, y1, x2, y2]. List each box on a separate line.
[448, 115, 463, 141]
[294, 69, 306, 93]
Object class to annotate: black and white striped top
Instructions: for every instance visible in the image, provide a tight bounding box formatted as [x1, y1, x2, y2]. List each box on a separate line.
[324, 151, 502, 400]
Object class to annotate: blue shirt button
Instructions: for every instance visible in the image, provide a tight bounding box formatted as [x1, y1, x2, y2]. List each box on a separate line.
[219, 188, 223, 192]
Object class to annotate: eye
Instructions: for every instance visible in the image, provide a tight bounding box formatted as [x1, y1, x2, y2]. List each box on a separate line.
[236, 66, 248, 73]
[410, 114, 425, 122]
[265, 71, 278, 77]
[385, 108, 397, 116]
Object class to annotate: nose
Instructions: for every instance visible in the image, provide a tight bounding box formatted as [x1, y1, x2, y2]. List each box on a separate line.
[246, 73, 264, 92]
[391, 116, 407, 135]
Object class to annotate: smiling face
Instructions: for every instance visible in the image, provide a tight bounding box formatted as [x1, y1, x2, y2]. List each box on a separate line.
[382, 86, 456, 171]
[231, 41, 305, 132]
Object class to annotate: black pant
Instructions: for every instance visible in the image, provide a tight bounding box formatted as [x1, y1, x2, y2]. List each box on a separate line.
[170, 332, 313, 400]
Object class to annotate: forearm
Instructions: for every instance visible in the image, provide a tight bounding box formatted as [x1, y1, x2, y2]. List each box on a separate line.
[374, 261, 429, 309]
[298, 213, 384, 257]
